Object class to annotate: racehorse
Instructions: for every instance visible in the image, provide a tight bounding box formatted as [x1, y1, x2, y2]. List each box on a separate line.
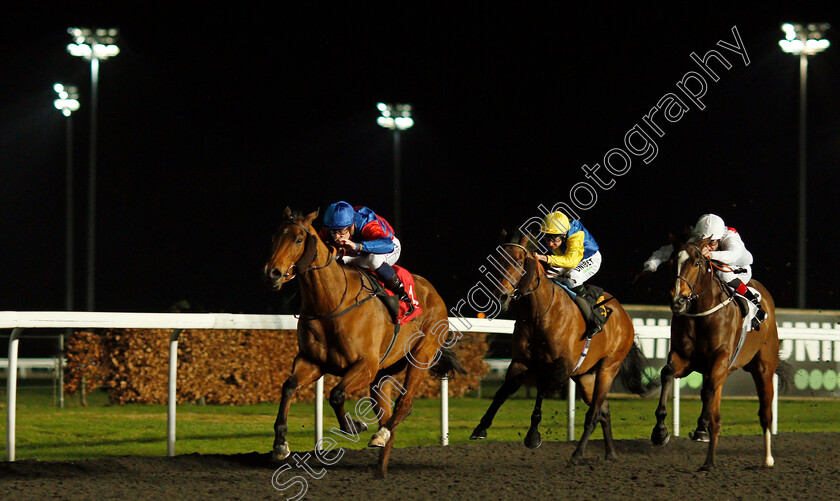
[264, 208, 459, 478]
[470, 232, 655, 463]
[650, 237, 785, 470]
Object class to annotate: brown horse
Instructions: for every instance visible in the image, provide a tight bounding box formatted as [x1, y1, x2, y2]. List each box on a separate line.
[650, 238, 783, 470]
[264, 208, 458, 478]
[470, 233, 655, 463]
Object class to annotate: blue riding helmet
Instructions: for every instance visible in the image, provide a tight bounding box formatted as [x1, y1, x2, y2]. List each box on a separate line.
[323, 201, 355, 229]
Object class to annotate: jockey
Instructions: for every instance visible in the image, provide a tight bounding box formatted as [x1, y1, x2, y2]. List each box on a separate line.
[532, 210, 604, 338]
[320, 201, 415, 314]
[643, 213, 766, 329]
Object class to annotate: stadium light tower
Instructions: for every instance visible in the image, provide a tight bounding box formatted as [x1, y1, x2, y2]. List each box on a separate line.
[778, 23, 830, 309]
[376, 102, 414, 234]
[54, 83, 80, 410]
[67, 27, 119, 311]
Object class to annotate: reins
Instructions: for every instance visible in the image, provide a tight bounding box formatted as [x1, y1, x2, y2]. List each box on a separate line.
[674, 243, 735, 317]
[499, 243, 555, 319]
[279, 219, 377, 321]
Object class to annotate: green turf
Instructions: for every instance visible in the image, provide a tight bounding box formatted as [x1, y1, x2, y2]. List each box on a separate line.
[2, 386, 839, 461]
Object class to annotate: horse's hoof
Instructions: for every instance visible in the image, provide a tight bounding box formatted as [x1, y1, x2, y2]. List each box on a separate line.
[351, 420, 368, 434]
[651, 426, 670, 446]
[568, 454, 583, 466]
[272, 443, 291, 462]
[764, 457, 775, 468]
[470, 427, 487, 440]
[690, 430, 710, 443]
[524, 431, 542, 449]
[698, 463, 713, 472]
[368, 427, 391, 448]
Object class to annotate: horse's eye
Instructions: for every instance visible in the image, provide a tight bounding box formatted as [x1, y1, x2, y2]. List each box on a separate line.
[295, 237, 304, 244]
[694, 261, 702, 267]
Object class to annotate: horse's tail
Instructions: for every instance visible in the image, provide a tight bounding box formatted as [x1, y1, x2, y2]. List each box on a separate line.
[775, 357, 793, 395]
[430, 347, 468, 379]
[618, 341, 660, 396]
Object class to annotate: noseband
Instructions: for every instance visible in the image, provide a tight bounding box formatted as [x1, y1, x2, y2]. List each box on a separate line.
[674, 243, 734, 317]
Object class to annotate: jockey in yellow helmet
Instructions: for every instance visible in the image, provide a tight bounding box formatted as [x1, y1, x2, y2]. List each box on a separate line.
[531, 211, 605, 338]
[534, 211, 602, 287]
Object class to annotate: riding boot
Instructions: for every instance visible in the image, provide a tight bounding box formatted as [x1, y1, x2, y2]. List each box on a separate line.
[384, 274, 416, 315]
[729, 280, 766, 331]
[573, 295, 602, 339]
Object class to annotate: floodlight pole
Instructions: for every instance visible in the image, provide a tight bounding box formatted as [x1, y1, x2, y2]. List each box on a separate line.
[778, 22, 830, 309]
[87, 57, 99, 312]
[376, 103, 413, 235]
[54, 83, 80, 409]
[67, 27, 119, 311]
[797, 51, 807, 309]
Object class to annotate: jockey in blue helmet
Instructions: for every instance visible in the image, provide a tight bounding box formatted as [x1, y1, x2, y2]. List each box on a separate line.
[320, 201, 414, 313]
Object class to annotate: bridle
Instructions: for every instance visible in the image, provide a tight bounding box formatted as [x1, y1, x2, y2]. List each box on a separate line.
[273, 220, 337, 282]
[674, 243, 734, 317]
[498, 243, 555, 318]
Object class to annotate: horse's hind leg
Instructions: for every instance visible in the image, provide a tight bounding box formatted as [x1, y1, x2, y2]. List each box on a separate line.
[273, 356, 322, 462]
[368, 377, 396, 479]
[570, 364, 617, 465]
[470, 361, 529, 440]
[368, 346, 436, 477]
[746, 356, 777, 467]
[651, 351, 691, 446]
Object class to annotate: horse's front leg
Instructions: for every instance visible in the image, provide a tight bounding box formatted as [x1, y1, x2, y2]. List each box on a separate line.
[524, 382, 546, 449]
[699, 357, 728, 471]
[328, 359, 378, 437]
[651, 351, 691, 446]
[273, 356, 322, 462]
[470, 361, 529, 440]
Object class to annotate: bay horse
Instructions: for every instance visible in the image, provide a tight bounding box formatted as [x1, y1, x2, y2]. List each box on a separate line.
[264, 208, 458, 478]
[650, 237, 784, 470]
[470, 232, 655, 463]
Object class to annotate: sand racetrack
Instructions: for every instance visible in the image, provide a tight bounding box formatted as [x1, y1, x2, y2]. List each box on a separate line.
[2, 432, 836, 500]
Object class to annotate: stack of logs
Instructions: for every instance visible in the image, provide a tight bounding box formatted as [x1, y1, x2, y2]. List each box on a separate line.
[64, 329, 489, 405]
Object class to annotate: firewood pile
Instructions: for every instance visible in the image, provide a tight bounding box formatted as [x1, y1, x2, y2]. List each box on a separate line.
[64, 329, 488, 405]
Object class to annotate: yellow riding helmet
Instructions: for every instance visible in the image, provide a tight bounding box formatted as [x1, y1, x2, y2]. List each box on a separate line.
[541, 211, 570, 236]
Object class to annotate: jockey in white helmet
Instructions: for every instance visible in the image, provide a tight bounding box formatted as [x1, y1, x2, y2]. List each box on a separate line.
[643, 214, 766, 329]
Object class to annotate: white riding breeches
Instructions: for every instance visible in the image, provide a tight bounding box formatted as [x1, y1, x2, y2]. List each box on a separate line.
[715, 263, 752, 287]
[339, 237, 401, 269]
[547, 251, 602, 287]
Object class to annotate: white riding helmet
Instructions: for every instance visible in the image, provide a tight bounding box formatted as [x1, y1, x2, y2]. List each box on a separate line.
[694, 214, 726, 240]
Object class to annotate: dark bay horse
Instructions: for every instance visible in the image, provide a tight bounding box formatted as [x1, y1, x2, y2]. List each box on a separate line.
[650, 238, 784, 470]
[264, 208, 457, 478]
[470, 234, 655, 463]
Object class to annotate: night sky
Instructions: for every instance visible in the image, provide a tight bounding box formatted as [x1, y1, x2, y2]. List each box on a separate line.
[1, 6, 838, 319]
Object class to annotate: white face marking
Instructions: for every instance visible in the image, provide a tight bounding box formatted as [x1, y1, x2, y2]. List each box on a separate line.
[674, 250, 690, 297]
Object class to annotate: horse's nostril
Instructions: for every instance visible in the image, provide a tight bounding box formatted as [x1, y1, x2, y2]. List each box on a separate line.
[269, 268, 281, 279]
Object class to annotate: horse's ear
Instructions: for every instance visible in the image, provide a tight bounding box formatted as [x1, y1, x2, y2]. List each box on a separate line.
[668, 232, 679, 246]
[283, 207, 292, 219]
[499, 229, 508, 244]
[304, 208, 320, 226]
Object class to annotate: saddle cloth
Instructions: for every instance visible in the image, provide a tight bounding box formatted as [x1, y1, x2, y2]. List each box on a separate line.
[369, 265, 422, 325]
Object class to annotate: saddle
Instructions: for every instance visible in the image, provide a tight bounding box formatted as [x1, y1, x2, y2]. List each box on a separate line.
[570, 283, 613, 332]
[360, 265, 422, 326]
